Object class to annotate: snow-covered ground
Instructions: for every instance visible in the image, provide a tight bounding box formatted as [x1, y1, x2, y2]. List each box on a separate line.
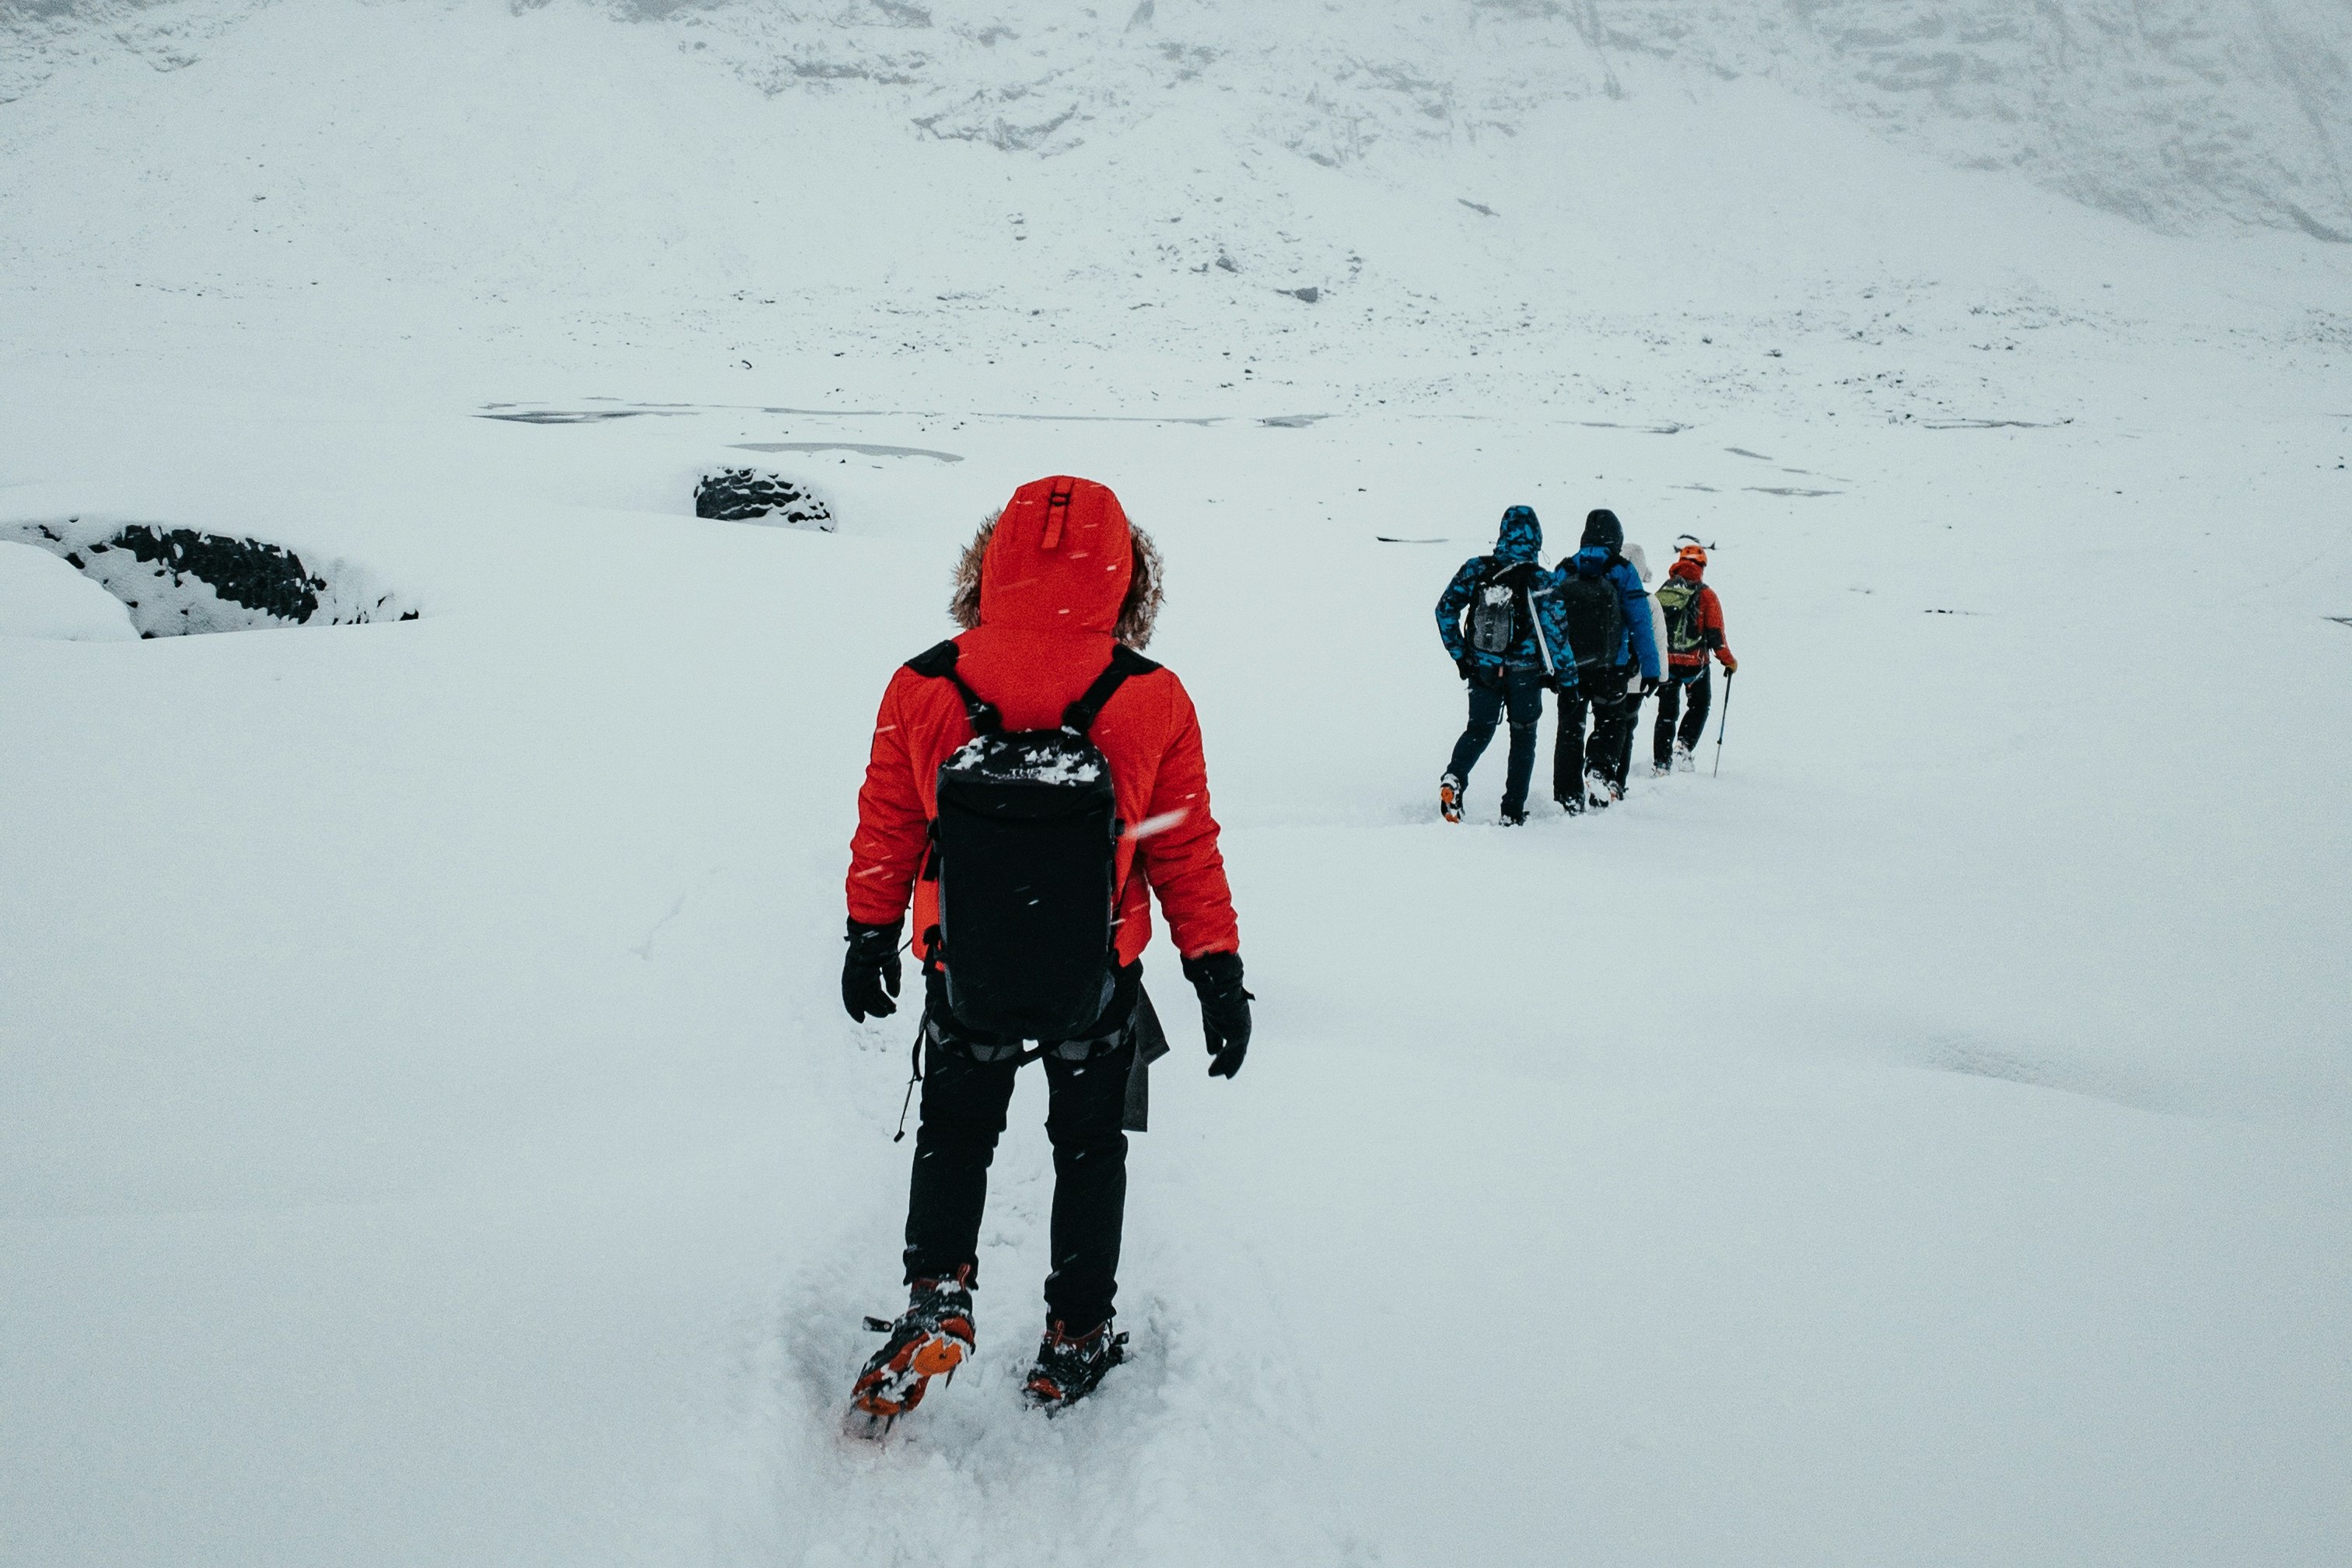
[3, 3, 2349, 1565]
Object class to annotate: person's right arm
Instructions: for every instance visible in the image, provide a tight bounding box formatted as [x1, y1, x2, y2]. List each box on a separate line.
[1529, 570, 1580, 690]
[1137, 675, 1250, 1078]
[1615, 565, 1662, 681]
[1702, 586, 1737, 671]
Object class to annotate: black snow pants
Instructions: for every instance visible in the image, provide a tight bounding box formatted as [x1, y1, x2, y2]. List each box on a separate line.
[902, 966, 1139, 1334]
[1654, 666, 1713, 768]
[1445, 665, 1548, 818]
[1556, 664, 1635, 802]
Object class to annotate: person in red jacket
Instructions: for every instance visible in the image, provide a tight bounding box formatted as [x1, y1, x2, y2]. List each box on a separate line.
[840, 475, 1249, 1420]
[1651, 542, 1738, 773]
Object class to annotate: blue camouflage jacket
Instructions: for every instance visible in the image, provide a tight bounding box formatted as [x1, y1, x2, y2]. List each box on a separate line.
[1559, 544, 1663, 680]
[1436, 507, 1580, 686]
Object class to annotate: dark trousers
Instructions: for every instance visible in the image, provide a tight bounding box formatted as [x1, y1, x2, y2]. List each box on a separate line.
[1556, 666, 1634, 800]
[1445, 666, 1548, 815]
[1654, 667, 1713, 766]
[903, 984, 1137, 1333]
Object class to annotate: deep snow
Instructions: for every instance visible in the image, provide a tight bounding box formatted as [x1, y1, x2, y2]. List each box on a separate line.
[3, 3, 2350, 1566]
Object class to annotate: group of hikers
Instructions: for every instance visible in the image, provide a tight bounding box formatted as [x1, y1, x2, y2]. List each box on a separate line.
[1435, 506, 1737, 824]
[828, 481, 1736, 1432]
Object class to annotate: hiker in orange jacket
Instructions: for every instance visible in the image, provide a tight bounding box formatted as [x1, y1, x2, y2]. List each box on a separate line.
[1651, 543, 1737, 773]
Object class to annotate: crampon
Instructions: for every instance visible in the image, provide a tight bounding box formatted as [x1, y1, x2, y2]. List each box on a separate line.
[1020, 1318, 1128, 1412]
[847, 1270, 975, 1435]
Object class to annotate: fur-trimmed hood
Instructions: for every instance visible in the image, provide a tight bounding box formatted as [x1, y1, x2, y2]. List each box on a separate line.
[949, 478, 1163, 649]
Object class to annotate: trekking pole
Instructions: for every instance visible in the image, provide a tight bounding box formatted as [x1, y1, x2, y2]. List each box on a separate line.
[1712, 669, 1734, 778]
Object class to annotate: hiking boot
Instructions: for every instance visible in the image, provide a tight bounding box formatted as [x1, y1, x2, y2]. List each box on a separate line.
[1585, 775, 1614, 810]
[1671, 742, 1695, 774]
[850, 1268, 976, 1420]
[1438, 775, 1464, 824]
[1022, 1318, 1127, 1411]
[1650, 760, 1671, 779]
[1556, 793, 1584, 817]
[1499, 806, 1528, 827]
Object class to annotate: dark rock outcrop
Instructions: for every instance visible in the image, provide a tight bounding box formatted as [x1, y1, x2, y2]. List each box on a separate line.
[5, 519, 416, 637]
[694, 470, 835, 530]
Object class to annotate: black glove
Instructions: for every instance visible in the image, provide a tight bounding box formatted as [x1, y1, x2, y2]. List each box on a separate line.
[1638, 674, 1661, 698]
[1181, 950, 1252, 1080]
[1454, 654, 1476, 682]
[842, 918, 903, 1021]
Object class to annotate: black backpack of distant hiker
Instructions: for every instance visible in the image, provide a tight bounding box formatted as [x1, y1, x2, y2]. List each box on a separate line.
[908, 639, 1157, 1040]
[1554, 563, 1626, 674]
[1655, 576, 1706, 661]
[1467, 558, 1534, 656]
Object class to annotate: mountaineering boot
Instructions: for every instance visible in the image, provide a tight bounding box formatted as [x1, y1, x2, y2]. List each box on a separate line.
[1499, 806, 1528, 827]
[850, 1267, 976, 1422]
[1439, 775, 1464, 824]
[1672, 741, 1695, 774]
[1022, 1318, 1128, 1411]
[1585, 772, 1615, 810]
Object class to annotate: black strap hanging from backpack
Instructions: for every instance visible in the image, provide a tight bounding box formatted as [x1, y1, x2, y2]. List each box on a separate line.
[905, 639, 1160, 1041]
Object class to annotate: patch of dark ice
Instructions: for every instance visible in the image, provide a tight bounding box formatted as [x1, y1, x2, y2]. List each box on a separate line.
[730, 442, 964, 463]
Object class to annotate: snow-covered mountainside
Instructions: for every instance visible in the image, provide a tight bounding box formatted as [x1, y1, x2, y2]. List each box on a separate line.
[2, 2, 2348, 1566]
[9, 0, 2352, 238]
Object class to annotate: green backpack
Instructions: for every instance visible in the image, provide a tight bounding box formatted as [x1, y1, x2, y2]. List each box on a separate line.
[1655, 577, 1706, 660]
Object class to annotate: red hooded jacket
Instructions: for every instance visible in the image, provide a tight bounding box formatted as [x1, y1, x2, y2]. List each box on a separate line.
[845, 477, 1241, 970]
[1664, 558, 1733, 672]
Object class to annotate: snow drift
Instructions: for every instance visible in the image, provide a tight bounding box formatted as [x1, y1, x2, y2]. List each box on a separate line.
[0, 537, 137, 639]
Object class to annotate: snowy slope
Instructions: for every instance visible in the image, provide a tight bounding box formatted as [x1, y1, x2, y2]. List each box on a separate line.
[9, 0, 2352, 238]
[2, 3, 2350, 1566]
[0, 539, 137, 638]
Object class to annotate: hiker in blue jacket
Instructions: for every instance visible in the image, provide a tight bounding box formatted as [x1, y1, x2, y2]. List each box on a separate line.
[1550, 509, 1661, 812]
[1434, 506, 1579, 825]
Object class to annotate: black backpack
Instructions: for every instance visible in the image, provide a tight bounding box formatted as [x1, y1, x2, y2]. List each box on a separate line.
[1466, 558, 1533, 656]
[1553, 563, 1625, 674]
[909, 639, 1158, 1040]
[1654, 576, 1706, 660]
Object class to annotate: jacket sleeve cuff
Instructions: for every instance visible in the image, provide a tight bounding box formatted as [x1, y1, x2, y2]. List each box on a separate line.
[847, 915, 904, 948]
[1181, 949, 1243, 985]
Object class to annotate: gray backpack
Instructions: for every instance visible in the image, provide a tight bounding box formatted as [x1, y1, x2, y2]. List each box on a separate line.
[1467, 558, 1531, 656]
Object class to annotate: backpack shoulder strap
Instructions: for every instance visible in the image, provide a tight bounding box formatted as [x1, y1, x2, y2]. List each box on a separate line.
[905, 639, 1002, 734]
[1062, 644, 1163, 735]
[905, 639, 960, 678]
